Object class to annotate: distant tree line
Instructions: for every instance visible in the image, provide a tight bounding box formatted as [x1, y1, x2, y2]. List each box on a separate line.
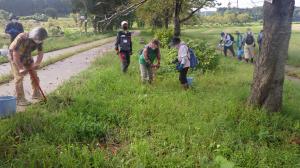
[200, 7, 300, 23]
[0, 0, 72, 16]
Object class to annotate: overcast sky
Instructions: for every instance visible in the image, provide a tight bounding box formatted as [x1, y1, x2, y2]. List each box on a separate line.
[202, 0, 300, 11]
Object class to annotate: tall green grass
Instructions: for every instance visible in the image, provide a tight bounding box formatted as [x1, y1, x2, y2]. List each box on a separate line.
[0, 33, 299, 167]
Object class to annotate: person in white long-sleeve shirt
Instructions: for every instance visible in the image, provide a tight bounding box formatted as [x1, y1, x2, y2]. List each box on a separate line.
[219, 32, 235, 57]
[171, 37, 190, 90]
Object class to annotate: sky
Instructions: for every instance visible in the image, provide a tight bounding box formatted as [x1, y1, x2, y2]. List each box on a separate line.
[202, 0, 300, 11]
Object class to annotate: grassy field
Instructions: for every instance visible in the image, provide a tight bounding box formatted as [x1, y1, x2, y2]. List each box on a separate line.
[182, 23, 300, 67]
[0, 32, 299, 167]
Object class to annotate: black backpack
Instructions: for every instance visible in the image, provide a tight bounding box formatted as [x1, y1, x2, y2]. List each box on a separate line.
[245, 33, 254, 45]
[119, 32, 131, 51]
[228, 34, 235, 42]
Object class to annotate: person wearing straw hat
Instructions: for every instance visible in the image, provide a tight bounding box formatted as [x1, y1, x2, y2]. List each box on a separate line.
[115, 21, 133, 73]
[9, 27, 48, 106]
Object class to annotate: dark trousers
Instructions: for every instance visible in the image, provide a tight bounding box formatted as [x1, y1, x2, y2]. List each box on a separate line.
[224, 45, 235, 57]
[179, 67, 189, 84]
[119, 51, 131, 73]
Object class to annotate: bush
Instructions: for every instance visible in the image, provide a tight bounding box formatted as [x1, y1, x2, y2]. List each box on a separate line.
[48, 26, 64, 36]
[187, 40, 220, 73]
[154, 29, 173, 48]
[158, 40, 219, 74]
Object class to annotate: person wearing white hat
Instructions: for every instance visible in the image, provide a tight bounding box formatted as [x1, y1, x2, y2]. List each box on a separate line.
[9, 27, 48, 106]
[115, 21, 132, 73]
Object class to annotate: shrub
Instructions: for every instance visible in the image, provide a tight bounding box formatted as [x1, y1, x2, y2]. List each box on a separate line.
[187, 40, 220, 73]
[159, 40, 220, 74]
[154, 29, 173, 48]
[48, 26, 64, 36]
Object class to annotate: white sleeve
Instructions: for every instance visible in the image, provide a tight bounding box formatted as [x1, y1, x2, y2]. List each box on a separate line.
[179, 45, 188, 65]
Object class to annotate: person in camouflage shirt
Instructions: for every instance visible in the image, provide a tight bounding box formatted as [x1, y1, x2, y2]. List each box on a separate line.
[9, 27, 48, 106]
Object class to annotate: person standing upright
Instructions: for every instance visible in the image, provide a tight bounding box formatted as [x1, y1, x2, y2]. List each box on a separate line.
[219, 32, 235, 57]
[243, 28, 256, 63]
[171, 37, 190, 90]
[5, 14, 24, 43]
[115, 21, 132, 73]
[235, 31, 244, 60]
[257, 30, 264, 54]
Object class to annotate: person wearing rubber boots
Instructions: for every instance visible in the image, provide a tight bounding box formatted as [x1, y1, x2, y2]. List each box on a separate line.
[115, 21, 132, 73]
[9, 27, 48, 106]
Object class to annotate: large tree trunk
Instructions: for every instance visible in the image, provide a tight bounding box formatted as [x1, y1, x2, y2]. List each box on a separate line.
[248, 0, 295, 112]
[174, 0, 182, 36]
[164, 9, 170, 29]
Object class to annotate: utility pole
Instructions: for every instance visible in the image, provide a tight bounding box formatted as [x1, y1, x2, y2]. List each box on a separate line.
[237, 0, 239, 8]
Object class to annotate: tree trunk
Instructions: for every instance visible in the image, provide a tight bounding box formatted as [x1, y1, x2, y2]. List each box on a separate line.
[164, 9, 170, 29]
[174, 0, 181, 37]
[248, 0, 295, 112]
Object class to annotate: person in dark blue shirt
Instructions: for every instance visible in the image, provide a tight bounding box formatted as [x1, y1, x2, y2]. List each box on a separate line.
[5, 15, 24, 43]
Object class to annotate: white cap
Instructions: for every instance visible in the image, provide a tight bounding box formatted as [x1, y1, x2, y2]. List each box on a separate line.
[121, 21, 128, 26]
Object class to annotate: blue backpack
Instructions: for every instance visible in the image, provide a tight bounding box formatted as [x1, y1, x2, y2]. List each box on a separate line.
[188, 48, 199, 69]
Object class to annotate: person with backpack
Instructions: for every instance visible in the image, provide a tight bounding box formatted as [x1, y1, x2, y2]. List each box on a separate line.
[9, 27, 48, 106]
[243, 28, 256, 63]
[5, 14, 24, 43]
[219, 32, 235, 57]
[139, 39, 161, 84]
[170, 37, 190, 90]
[115, 21, 132, 73]
[235, 31, 244, 60]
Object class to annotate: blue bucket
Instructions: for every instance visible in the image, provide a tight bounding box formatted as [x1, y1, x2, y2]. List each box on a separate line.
[187, 77, 193, 86]
[0, 96, 17, 118]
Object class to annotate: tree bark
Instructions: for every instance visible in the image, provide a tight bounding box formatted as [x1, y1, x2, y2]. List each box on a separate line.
[164, 9, 170, 29]
[174, 0, 182, 36]
[248, 0, 295, 112]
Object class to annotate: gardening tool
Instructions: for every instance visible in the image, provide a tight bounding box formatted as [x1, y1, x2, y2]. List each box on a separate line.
[28, 69, 47, 102]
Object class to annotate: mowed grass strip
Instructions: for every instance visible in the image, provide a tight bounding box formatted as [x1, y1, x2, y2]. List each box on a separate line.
[0, 32, 114, 65]
[0, 33, 299, 167]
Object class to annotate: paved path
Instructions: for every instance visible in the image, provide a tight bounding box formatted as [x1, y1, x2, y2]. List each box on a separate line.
[0, 31, 140, 112]
[0, 37, 115, 76]
[0, 42, 114, 102]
